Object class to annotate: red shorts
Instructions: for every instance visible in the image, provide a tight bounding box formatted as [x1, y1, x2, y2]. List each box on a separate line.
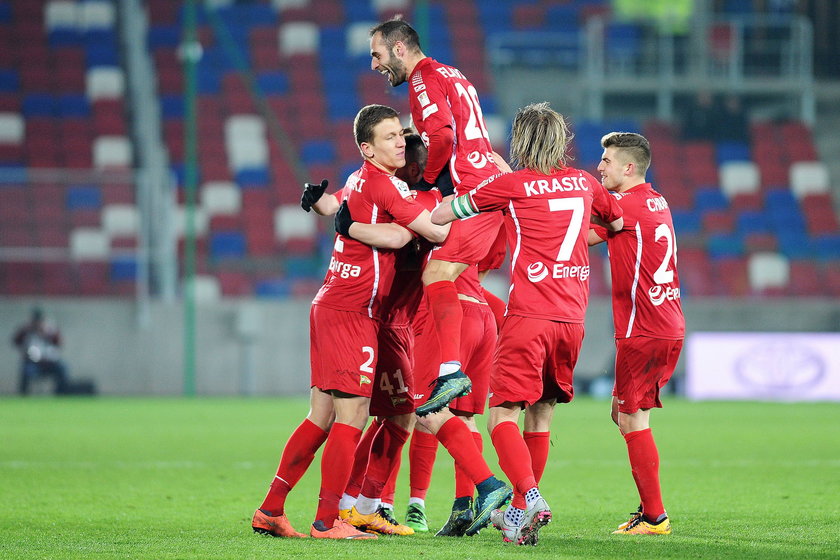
[612, 336, 683, 414]
[309, 304, 379, 397]
[413, 300, 496, 414]
[430, 210, 503, 265]
[477, 224, 506, 272]
[370, 324, 415, 417]
[489, 316, 584, 408]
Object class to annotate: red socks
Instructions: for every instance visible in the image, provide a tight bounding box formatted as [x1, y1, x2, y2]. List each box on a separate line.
[425, 280, 463, 365]
[359, 420, 410, 500]
[491, 421, 537, 498]
[315, 422, 362, 524]
[381, 451, 401, 506]
[523, 431, 550, 484]
[454, 431, 483, 498]
[409, 429, 439, 499]
[624, 428, 665, 520]
[343, 419, 380, 498]
[480, 286, 506, 332]
[436, 417, 493, 485]
[259, 418, 328, 515]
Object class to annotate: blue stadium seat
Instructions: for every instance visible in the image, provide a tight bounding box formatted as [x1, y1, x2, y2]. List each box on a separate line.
[301, 140, 337, 165]
[736, 210, 771, 235]
[671, 209, 702, 234]
[285, 255, 324, 279]
[57, 94, 91, 117]
[694, 188, 729, 212]
[707, 233, 745, 259]
[66, 186, 102, 209]
[160, 94, 184, 119]
[0, 69, 19, 92]
[210, 231, 247, 260]
[22, 94, 57, 117]
[235, 167, 270, 188]
[86, 44, 120, 67]
[147, 25, 181, 49]
[256, 72, 289, 95]
[0, 1, 11, 23]
[343, 0, 376, 22]
[110, 256, 138, 281]
[811, 235, 840, 260]
[254, 278, 292, 298]
[777, 230, 813, 259]
[716, 141, 751, 165]
[48, 29, 85, 47]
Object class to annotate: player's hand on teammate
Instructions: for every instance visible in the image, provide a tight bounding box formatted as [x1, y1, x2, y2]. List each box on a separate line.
[300, 179, 329, 212]
[335, 200, 355, 237]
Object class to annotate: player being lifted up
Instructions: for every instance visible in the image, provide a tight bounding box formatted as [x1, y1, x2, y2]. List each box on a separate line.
[369, 18, 505, 417]
[589, 132, 685, 536]
[432, 103, 624, 545]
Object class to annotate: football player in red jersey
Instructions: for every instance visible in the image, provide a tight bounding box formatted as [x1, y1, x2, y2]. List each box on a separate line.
[369, 18, 505, 417]
[432, 103, 624, 545]
[319, 133, 511, 537]
[589, 132, 685, 536]
[252, 105, 448, 541]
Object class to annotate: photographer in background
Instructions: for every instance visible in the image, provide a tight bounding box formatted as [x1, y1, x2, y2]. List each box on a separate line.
[12, 307, 69, 395]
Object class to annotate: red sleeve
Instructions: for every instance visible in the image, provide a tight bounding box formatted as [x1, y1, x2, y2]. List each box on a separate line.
[423, 126, 454, 183]
[586, 172, 623, 224]
[374, 177, 425, 227]
[468, 173, 512, 213]
[591, 224, 608, 241]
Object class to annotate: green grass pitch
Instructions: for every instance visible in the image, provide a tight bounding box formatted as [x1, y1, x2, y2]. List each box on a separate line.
[1, 396, 838, 559]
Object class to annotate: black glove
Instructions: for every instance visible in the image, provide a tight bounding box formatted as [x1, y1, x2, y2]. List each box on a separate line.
[414, 178, 436, 192]
[436, 165, 455, 197]
[300, 179, 329, 212]
[335, 200, 355, 237]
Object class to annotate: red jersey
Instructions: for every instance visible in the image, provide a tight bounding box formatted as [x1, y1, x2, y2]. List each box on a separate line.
[467, 168, 622, 322]
[407, 57, 500, 192]
[313, 161, 425, 319]
[379, 189, 441, 327]
[593, 183, 685, 339]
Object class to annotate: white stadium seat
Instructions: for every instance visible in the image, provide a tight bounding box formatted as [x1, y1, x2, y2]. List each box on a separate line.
[347, 22, 377, 57]
[0, 112, 25, 143]
[70, 228, 109, 259]
[748, 252, 790, 291]
[483, 114, 507, 148]
[224, 115, 269, 171]
[201, 181, 242, 216]
[271, 0, 310, 11]
[93, 136, 133, 168]
[102, 204, 140, 237]
[373, 0, 411, 11]
[274, 203, 316, 242]
[79, 1, 115, 29]
[278, 22, 319, 57]
[174, 205, 209, 238]
[86, 67, 125, 100]
[719, 161, 760, 198]
[789, 161, 830, 199]
[186, 274, 222, 303]
[44, 1, 78, 30]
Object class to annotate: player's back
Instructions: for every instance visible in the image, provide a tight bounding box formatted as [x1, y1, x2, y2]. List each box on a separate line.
[472, 167, 618, 323]
[408, 58, 499, 191]
[606, 183, 684, 339]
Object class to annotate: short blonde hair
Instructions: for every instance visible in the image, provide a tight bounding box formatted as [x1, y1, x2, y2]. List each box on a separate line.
[509, 102, 573, 175]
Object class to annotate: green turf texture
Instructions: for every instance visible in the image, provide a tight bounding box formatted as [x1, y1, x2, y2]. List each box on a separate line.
[1, 397, 838, 559]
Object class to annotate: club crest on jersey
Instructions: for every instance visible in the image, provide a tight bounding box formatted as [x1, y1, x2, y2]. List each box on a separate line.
[360, 375, 372, 386]
[418, 91, 430, 107]
[389, 176, 412, 198]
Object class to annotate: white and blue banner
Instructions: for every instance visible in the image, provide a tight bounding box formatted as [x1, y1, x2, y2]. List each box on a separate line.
[686, 332, 840, 401]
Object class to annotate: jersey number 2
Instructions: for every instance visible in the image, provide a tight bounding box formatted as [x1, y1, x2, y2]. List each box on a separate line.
[653, 223, 675, 284]
[455, 83, 489, 141]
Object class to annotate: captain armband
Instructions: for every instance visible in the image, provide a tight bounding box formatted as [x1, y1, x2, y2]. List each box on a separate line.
[451, 194, 479, 220]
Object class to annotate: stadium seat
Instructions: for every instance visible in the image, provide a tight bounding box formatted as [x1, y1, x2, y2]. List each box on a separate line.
[274, 203, 316, 244]
[789, 161, 830, 199]
[102, 204, 139, 237]
[70, 227, 109, 259]
[92, 136, 132, 168]
[278, 21, 318, 56]
[747, 252, 789, 292]
[80, 1, 116, 30]
[185, 274, 222, 302]
[45, 1, 79, 30]
[86, 67, 125, 100]
[202, 181, 241, 216]
[0, 112, 24, 143]
[174, 205, 209, 238]
[719, 161, 760, 199]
